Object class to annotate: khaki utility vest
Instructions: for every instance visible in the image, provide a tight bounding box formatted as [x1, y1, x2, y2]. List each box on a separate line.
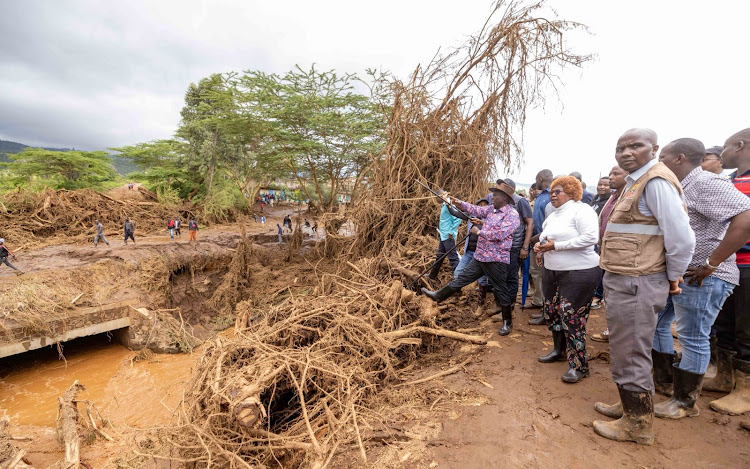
[600, 162, 683, 276]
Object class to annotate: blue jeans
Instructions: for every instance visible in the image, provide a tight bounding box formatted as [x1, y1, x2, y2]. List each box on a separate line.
[454, 250, 488, 286]
[653, 277, 735, 374]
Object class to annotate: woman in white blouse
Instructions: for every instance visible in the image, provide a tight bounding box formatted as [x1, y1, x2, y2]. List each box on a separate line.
[533, 176, 601, 383]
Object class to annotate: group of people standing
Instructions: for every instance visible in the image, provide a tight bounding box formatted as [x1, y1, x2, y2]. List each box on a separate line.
[422, 127, 750, 445]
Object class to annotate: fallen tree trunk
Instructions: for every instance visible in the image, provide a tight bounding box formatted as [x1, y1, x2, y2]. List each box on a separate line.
[57, 380, 85, 468]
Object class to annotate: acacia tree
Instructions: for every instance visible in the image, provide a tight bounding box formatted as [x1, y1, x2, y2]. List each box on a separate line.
[110, 139, 199, 197]
[177, 74, 233, 197]
[5, 149, 116, 188]
[272, 66, 387, 211]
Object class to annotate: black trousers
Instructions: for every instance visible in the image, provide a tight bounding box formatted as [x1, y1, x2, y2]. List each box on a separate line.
[542, 266, 601, 372]
[506, 247, 521, 303]
[449, 258, 511, 306]
[714, 267, 750, 360]
[430, 238, 460, 277]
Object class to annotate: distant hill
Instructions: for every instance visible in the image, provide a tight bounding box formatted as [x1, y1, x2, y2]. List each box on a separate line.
[0, 139, 140, 176]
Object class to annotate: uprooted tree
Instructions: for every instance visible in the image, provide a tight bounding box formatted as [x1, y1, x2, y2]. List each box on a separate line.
[136, 1, 592, 467]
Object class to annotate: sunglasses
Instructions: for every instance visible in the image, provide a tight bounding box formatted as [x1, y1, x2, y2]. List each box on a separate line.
[550, 189, 565, 196]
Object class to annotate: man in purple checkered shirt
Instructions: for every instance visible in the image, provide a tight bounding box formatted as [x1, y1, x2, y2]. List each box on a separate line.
[652, 138, 750, 419]
[422, 181, 520, 336]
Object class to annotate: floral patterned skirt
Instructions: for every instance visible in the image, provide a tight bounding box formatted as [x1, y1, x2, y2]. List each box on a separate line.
[542, 266, 601, 372]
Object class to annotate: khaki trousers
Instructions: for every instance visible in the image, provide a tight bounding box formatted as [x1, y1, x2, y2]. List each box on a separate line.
[604, 271, 669, 393]
[529, 250, 543, 306]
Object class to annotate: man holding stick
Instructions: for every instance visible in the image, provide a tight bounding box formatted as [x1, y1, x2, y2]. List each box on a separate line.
[422, 182, 520, 336]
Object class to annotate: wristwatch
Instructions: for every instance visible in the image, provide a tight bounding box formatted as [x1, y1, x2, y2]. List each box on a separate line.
[703, 258, 720, 270]
[521, 246, 529, 251]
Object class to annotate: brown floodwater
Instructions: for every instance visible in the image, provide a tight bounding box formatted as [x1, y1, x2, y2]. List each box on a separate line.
[0, 334, 198, 428]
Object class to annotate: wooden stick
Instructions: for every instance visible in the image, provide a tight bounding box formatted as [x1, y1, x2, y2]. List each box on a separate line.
[84, 402, 113, 442]
[383, 326, 486, 345]
[3, 449, 27, 469]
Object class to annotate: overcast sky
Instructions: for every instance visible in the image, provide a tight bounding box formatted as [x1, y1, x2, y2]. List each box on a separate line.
[1, 0, 747, 186]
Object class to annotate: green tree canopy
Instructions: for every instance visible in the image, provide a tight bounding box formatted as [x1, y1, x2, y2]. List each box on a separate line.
[4, 148, 116, 189]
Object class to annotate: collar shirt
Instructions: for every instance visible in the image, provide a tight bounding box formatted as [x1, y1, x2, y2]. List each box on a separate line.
[459, 201, 519, 263]
[532, 189, 550, 235]
[622, 159, 695, 281]
[598, 190, 621, 239]
[540, 200, 600, 271]
[684, 167, 750, 284]
[438, 203, 462, 241]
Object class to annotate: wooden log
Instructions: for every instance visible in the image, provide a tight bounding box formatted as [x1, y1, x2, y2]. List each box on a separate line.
[382, 326, 486, 345]
[57, 381, 85, 469]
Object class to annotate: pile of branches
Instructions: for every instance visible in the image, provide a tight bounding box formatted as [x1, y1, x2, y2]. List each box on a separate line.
[0, 188, 182, 247]
[142, 260, 484, 468]
[331, 0, 591, 261]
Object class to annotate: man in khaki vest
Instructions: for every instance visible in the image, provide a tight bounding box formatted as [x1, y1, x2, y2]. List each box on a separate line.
[592, 128, 695, 445]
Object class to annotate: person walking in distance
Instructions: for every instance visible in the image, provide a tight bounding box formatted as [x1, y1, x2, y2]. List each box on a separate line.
[167, 218, 175, 241]
[428, 190, 463, 280]
[277, 223, 283, 243]
[528, 169, 554, 322]
[705, 128, 750, 416]
[0, 239, 23, 275]
[94, 219, 110, 247]
[591, 165, 629, 338]
[651, 138, 750, 419]
[593, 128, 695, 445]
[188, 218, 199, 242]
[174, 218, 182, 238]
[124, 217, 135, 245]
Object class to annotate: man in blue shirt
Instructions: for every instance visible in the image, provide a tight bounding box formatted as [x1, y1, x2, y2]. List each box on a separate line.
[528, 169, 553, 318]
[429, 190, 463, 280]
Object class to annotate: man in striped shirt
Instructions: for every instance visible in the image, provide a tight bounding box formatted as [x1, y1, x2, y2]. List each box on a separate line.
[708, 128, 750, 416]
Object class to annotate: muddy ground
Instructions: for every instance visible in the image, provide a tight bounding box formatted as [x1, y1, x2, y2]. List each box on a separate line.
[0, 203, 748, 468]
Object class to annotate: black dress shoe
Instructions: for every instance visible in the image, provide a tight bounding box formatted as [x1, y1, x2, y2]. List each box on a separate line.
[562, 368, 589, 383]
